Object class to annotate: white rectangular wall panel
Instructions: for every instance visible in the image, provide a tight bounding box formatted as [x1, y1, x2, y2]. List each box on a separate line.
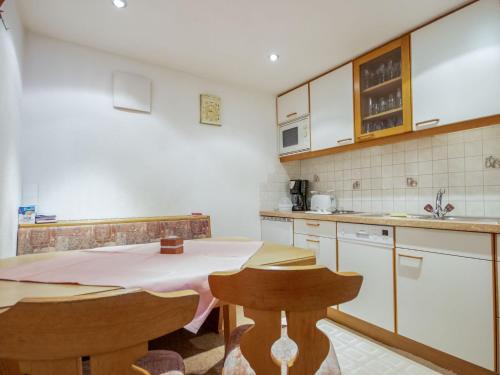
[113, 71, 152, 113]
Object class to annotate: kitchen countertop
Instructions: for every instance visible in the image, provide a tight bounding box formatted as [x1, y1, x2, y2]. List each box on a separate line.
[260, 210, 500, 234]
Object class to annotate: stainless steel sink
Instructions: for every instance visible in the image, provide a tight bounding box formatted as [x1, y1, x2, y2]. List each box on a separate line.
[358, 213, 428, 219]
[358, 213, 500, 223]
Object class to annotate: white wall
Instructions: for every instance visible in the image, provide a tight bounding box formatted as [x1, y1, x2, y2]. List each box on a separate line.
[21, 33, 278, 239]
[0, 0, 24, 258]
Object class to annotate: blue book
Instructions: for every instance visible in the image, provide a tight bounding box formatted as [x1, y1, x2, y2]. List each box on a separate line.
[18, 206, 36, 224]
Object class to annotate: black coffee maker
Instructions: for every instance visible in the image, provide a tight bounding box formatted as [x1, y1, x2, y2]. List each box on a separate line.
[289, 179, 308, 211]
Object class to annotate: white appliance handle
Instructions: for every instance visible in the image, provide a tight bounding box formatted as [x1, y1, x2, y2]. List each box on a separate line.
[338, 237, 393, 249]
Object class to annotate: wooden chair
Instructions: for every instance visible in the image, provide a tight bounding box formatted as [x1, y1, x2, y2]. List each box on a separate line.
[209, 265, 363, 375]
[0, 288, 199, 375]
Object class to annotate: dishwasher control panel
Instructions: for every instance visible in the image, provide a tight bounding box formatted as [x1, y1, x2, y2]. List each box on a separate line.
[338, 223, 393, 246]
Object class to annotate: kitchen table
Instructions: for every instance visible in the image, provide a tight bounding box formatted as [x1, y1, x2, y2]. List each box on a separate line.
[0, 242, 315, 350]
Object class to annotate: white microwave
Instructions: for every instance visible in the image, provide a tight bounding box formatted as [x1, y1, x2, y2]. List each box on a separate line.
[278, 116, 311, 155]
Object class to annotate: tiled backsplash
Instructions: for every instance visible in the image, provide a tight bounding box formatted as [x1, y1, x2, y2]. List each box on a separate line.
[261, 124, 500, 217]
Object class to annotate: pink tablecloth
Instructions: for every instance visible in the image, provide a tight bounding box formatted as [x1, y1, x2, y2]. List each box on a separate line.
[0, 240, 263, 333]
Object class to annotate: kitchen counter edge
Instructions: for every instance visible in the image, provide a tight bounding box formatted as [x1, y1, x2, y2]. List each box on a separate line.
[260, 211, 500, 234]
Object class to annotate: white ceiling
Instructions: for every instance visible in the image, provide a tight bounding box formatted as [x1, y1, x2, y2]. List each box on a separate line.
[17, 0, 469, 93]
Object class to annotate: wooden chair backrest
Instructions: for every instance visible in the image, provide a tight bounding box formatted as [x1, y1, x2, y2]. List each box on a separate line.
[209, 265, 363, 375]
[0, 289, 199, 375]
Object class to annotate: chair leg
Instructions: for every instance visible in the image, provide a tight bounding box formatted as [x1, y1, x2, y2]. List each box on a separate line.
[223, 304, 237, 357]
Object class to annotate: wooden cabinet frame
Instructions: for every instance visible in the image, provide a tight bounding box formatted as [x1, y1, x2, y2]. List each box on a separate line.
[353, 35, 412, 142]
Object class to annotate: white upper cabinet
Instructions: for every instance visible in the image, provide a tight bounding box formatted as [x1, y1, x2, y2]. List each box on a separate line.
[277, 84, 309, 125]
[411, 0, 500, 131]
[310, 64, 354, 151]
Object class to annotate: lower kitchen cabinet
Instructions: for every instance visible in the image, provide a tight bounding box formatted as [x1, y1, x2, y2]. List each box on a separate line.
[293, 233, 336, 271]
[396, 228, 494, 370]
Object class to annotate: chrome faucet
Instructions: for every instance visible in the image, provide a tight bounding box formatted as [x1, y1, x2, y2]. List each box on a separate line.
[424, 189, 455, 219]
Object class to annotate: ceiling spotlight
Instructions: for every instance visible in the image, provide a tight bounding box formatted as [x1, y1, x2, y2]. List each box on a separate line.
[112, 0, 127, 8]
[269, 54, 279, 62]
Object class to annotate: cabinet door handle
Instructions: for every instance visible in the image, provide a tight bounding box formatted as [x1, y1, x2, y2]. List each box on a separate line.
[337, 138, 353, 144]
[286, 112, 298, 118]
[415, 119, 440, 128]
[398, 253, 424, 261]
[306, 223, 320, 227]
[356, 230, 369, 238]
[306, 239, 320, 243]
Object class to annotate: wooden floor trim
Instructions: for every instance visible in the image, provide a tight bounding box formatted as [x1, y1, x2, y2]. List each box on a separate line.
[327, 308, 497, 375]
[280, 114, 500, 162]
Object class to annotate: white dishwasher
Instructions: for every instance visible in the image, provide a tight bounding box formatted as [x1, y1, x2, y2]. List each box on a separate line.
[260, 216, 293, 246]
[337, 223, 394, 331]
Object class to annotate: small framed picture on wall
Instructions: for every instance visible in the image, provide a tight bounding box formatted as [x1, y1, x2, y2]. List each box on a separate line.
[200, 94, 221, 126]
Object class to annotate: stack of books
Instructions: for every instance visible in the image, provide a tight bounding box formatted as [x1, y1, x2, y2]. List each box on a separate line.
[35, 214, 57, 224]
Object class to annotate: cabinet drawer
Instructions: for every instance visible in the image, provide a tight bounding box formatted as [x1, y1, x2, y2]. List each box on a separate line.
[294, 219, 336, 238]
[294, 233, 336, 271]
[396, 227, 492, 260]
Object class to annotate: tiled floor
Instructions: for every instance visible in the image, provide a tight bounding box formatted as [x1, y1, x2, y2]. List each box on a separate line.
[153, 313, 454, 374]
[318, 320, 453, 375]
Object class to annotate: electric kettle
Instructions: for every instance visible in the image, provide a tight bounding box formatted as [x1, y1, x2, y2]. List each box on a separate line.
[309, 191, 337, 213]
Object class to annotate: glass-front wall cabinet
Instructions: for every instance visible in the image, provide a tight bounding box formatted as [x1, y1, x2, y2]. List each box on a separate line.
[354, 36, 412, 142]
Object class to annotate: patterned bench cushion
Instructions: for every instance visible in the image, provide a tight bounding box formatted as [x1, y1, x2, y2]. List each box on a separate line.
[17, 217, 211, 255]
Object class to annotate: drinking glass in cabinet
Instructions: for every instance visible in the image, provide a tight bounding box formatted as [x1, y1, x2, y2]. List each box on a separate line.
[362, 69, 371, 90]
[386, 60, 394, 79]
[377, 63, 386, 84]
[379, 97, 387, 113]
[394, 61, 401, 78]
[388, 93, 395, 110]
[396, 88, 402, 108]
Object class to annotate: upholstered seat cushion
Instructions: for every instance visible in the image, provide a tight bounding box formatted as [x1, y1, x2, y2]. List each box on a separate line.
[224, 324, 341, 375]
[82, 350, 185, 375]
[136, 350, 185, 375]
